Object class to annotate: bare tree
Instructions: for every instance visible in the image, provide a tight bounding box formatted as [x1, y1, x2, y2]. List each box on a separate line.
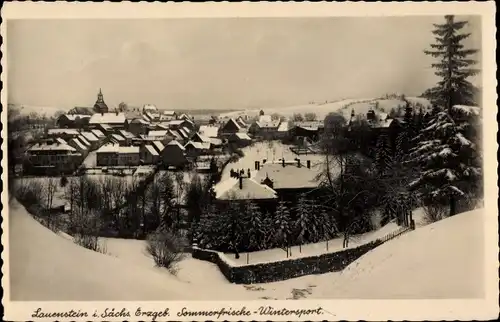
[146, 229, 187, 275]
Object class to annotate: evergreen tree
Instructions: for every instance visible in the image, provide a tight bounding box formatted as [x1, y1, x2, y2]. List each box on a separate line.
[423, 15, 480, 111]
[407, 105, 481, 217]
[294, 196, 311, 252]
[242, 201, 265, 251]
[375, 133, 393, 176]
[273, 201, 292, 255]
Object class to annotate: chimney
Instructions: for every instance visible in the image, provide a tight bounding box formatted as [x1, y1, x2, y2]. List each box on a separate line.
[262, 159, 266, 164]
[116, 110, 119, 116]
[239, 175, 243, 190]
[282, 158, 285, 168]
[255, 161, 258, 170]
[297, 158, 301, 168]
[257, 161, 260, 170]
[307, 160, 311, 169]
[101, 112, 104, 116]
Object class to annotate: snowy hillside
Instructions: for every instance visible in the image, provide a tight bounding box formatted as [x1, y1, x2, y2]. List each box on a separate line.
[314, 208, 485, 299]
[218, 97, 431, 121]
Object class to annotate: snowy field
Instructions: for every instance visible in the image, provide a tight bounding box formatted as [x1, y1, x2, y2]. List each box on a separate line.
[9, 199, 485, 300]
[214, 141, 325, 197]
[218, 97, 431, 121]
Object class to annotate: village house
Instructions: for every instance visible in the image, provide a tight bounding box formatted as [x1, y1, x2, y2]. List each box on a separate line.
[68, 106, 94, 115]
[218, 118, 243, 138]
[236, 116, 248, 128]
[227, 132, 252, 147]
[93, 88, 109, 114]
[126, 118, 150, 136]
[142, 104, 158, 114]
[46, 128, 81, 141]
[140, 144, 160, 165]
[146, 130, 173, 142]
[254, 158, 321, 206]
[96, 144, 141, 167]
[162, 110, 177, 121]
[118, 130, 136, 145]
[77, 134, 92, 150]
[184, 140, 211, 157]
[276, 121, 290, 140]
[288, 121, 325, 142]
[24, 141, 82, 175]
[161, 140, 189, 169]
[168, 119, 195, 132]
[248, 118, 281, 140]
[56, 114, 91, 128]
[215, 175, 278, 213]
[208, 115, 219, 125]
[88, 111, 126, 130]
[178, 113, 193, 122]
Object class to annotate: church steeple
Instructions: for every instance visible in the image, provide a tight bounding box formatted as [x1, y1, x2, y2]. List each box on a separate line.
[93, 88, 108, 113]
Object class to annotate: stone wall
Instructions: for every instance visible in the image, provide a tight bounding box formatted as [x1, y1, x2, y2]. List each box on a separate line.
[192, 227, 413, 284]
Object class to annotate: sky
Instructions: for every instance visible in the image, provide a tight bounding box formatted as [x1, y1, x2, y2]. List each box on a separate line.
[7, 16, 481, 111]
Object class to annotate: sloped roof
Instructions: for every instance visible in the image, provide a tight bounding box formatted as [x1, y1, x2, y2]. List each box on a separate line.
[130, 118, 150, 125]
[118, 146, 140, 154]
[277, 122, 289, 132]
[81, 132, 99, 142]
[69, 138, 87, 151]
[218, 177, 278, 201]
[28, 142, 77, 152]
[96, 144, 120, 153]
[199, 125, 219, 138]
[192, 132, 210, 143]
[185, 141, 210, 150]
[166, 140, 185, 151]
[144, 145, 159, 156]
[258, 115, 272, 123]
[143, 104, 157, 111]
[152, 141, 165, 152]
[254, 162, 323, 190]
[163, 110, 176, 116]
[56, 137, 67, 145]
[91, 129, 105, 138]
[47, 129, 79, 136]
[209, 137, 223, 146]
[89, 113, 126, 125]
[222, 118, 241, 131]
[111, 134, 126, 141]
[167, 130, 183, 140]
[148, 130, 169, 137]
[78, 135, 91, 146]
[232, 132, 252, 141]
[256, 120, 281, 129]
[58, 114, 91, 121]
[119, 130, 136, 139]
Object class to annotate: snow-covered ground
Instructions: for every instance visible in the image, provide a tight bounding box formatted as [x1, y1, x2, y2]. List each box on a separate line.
[9, 199, 485, 300]
[218, 97, 431, 121]
[218, 221, 405, 267]
[214, 141, 325, 197]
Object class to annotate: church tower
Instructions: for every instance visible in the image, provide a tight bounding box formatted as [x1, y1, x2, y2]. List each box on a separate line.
[93, 88, 109, 113]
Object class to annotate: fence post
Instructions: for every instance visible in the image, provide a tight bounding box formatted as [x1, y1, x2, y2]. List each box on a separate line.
[246, 252, 249, 265]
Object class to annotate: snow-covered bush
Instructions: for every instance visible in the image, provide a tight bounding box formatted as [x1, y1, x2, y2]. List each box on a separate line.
[146, 229, 187, 274]
[70, 209, 106, 254]
[422, 203, 448, 224]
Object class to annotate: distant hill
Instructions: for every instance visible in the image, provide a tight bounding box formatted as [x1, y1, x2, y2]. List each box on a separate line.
[218, 96, 432, 121]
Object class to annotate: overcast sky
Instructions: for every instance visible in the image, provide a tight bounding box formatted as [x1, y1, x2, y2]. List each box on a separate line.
[7, 16, 481, 110]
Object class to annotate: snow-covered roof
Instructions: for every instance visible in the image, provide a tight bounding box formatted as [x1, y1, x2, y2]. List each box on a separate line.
[218, 177, 278, 201]
[167, 130, 183, 140]
[144, 145, 159, 156]
[58, 114, 91, 121]
[178, 128, 189, 139]
[163, 110, 176, 116]
[258, 115, 272, 123]
[81, 132, 99, 142]
[168, 120, 187, 126]
[130, 118, 150, 125]
[199, 125, 219, 138]
[277, 122, 289, 132]
[118, 130, 136, 139]
[143, 104, 158, 111]
[91, 129, 105, 138]
[254, 161, 322, 190]
[232, 132, 252, 141]
[185, 141, 210, 150]
[96, 144, 139, 154]
[89, 112, 126, 125]
[56, 137, 67, 145]
[192, 132, 210, 143]
[166, 140, 185, 151]
[78, 135, 91, 146]
[28, 142, 77, 152]
[47, 128, 79, 136]
[152, 141, 165, 152]
[69, 138, 88, 151]
[256, 120, 281, 129]
[148, 130, 169, 137]
[209, 137, 223, 146]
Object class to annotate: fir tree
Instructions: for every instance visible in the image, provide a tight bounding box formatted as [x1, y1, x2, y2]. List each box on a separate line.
[423, 15, 480, 111]
[273, 201, 292, 256]
[375, 133, 393, 176]
[407, 105, 481, 217]
[294, 195, 310, 252]
[242, 201, 265, 251]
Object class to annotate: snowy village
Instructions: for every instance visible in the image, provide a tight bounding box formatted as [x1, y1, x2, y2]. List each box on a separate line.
[5, 14, 486, 303]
